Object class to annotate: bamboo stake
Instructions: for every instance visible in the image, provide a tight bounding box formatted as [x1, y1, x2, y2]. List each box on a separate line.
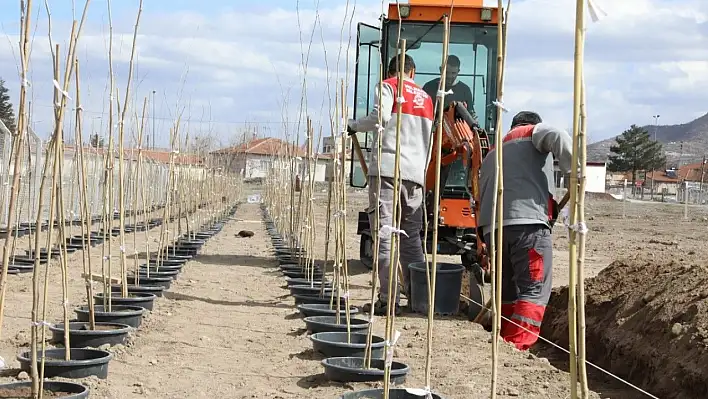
[133, 98, 148, 282]
[567, 0, 586, 396]
[103, 0, 116, 311]
[364, 0, 388, 365]
[577, 75, 590, 397]
[382, 38, 406, 399]
[75, 60, 97, 330]
[117, 0, 143, 297]
[490, 1, 510, 397]
[424, 16, 450, 392]
[0, 0, 33, 340]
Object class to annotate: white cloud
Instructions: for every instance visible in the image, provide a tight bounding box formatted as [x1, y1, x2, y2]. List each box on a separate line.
[0, 0, 706, 149]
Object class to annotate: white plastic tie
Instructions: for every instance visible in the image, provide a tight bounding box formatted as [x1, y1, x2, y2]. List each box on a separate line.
[52, 79, 71, 100]
[32, 321, 51, 327]
[384, 330, 402, 366]
[173, 150, 179, 154]
[379, 225, 408, 238]
[342, 291, 350, 299]
[119, 246, 126, 253]
[374, 123, 385, 133]
[560, 207, 588, 234]
[396, 96, 406, 103]
[492, 100, 509, 113]
[437, 89, 453, 97]
[587, 0, 607, 23]
[334, 210, 346, 218]
[21, 78, 30, 88]
[406, 387, 433, 398]
[76, 105, 83, 111]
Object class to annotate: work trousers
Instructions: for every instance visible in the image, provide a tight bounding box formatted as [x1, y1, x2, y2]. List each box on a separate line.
[484, 224, 553, 350]
[367, 176, 425, 304]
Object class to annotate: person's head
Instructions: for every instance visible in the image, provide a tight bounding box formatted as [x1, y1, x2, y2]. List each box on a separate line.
[510, 111, 542, 129]
[387, 54, 416, 79]
[441, 55, 461, 86]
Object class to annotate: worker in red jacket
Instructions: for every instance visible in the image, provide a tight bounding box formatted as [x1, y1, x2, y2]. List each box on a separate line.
[477, 111, 573, 350]
[347, 54, 434, 316]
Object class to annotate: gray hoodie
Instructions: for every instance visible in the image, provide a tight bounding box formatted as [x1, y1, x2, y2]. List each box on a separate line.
[478, 123, 573, 231]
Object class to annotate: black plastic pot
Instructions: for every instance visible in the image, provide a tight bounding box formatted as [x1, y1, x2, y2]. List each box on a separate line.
[17, 348, 113, 379]
[127, 275, 172, 289]
[49, 322, 131, 348]
[8, 263, 33, 273]
[293, 294, 345, 306]
[283, 270, 323, 279]
[339, 389, 446, 399]
[160, 252, 193, 260]
[310, 332, 385, 359]
[136, 269, 180, 280]
[408, 262, 465, 316]
[281, 265, 321, 274]
[290, 285, 333, 297]
[140, 263, 183, 272]
[148, 258, 187, 267]
[74, 305, 144, 328]
[304, 316, 370, 334]
[0, 380, 89, 398]
[322, 357, 409, 384]
[285, 278, 331, 287]
[93, 292, 157, 311]
[111, 284, 165, 297]
[297, 304, 359, 318]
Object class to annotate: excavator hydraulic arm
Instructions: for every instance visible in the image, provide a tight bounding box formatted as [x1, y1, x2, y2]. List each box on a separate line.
[425, 101, 490, 263]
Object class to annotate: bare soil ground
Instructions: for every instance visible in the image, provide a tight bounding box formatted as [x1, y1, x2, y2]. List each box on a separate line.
[0, 193, 704, 398]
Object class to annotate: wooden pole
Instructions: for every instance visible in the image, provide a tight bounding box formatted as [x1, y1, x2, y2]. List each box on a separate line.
[0, 0, 33, 341]
[490, 1, 510, 397]
[424, 15, 450, 392]
[383, 38, 406, 399]
[568, 0, 586, 396]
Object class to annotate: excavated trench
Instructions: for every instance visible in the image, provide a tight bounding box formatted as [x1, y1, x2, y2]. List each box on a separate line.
[540, 260, 708, 399]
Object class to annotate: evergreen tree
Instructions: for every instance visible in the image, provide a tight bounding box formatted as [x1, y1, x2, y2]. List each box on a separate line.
[0, 78, 16, 134]
[90, 134, 105, 148]
[608, 124, 666, 189]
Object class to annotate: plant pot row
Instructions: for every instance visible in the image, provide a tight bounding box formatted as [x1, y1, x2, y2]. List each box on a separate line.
[2, 203, 238, 398]
[261, 206, 444, 399]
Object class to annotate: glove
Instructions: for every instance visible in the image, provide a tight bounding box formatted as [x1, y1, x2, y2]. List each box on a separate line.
[346, 119, 357, 136]
[548, 195, 560, 227]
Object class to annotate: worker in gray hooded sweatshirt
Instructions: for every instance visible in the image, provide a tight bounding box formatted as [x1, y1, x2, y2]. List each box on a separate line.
[477, 111, 573, 350]
[347, 54, 435, 316]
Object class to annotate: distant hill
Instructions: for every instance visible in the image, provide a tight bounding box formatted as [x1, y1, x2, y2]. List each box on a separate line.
[588, 112, 708, 166]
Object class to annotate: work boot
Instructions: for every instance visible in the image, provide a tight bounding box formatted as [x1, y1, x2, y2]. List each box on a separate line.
[362, 299, 402, 316]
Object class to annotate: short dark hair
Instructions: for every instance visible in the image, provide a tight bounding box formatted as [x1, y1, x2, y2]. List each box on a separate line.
[387, 54, 415, 76]
[510, 111, 542, 129]
[447, 55, 460, 68]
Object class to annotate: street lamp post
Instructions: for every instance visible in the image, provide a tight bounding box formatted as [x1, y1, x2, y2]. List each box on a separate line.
[651, 114, 660, 200]
[152, 90, 156, 149]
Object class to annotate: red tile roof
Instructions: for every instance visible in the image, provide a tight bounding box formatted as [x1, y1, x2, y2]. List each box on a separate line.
[212, 137, 305, 157]
[63, 145, 203, 165]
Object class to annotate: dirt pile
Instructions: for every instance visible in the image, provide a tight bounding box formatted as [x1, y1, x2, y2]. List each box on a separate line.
[541, 260, 708, 399]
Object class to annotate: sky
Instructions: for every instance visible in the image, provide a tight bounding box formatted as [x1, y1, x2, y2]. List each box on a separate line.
[0, 0, 706, 150]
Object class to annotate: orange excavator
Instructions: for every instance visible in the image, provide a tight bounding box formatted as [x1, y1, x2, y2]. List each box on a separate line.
[349, 0, 499, 318]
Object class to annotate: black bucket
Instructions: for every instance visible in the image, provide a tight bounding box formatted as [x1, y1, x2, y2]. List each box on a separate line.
[408, 262, 465, 316]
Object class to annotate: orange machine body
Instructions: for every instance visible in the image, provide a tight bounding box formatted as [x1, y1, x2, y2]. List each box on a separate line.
[425, 104, 489, 230]
[388, 1, 499, 24]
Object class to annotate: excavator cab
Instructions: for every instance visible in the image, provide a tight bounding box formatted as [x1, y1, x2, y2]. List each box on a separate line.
[351, 0, 500, 269]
